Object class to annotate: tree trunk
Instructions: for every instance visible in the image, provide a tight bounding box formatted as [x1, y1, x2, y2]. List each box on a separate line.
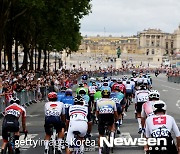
[14, 39, 19, 71]
[29, 48, 33, 70]
[6, 37, 13, 71]
[21, 43, 28, 70]
[43, 49, 47, 71]
[37, 48, 41, 70]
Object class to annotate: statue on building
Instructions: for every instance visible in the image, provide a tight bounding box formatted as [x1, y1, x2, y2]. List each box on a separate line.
[116, 46, 121, 58]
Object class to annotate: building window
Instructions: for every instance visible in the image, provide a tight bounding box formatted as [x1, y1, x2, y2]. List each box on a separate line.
[171, 42, 173, 49]
[157, 35, 160, 39]
[147, 49, 149, 55]
[166, 42, 168, 49]
[152, 41, 154, 46]
[152, 49, 155, 54]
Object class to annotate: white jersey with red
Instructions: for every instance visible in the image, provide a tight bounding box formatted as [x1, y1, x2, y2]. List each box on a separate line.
[145, 114, 180, 138]
[88, 86, 96, 94]
[5, 103, 26, 119]
[69, 105, 88, 122]
[135, 90, 149, 103]
[141, 101, 155, 118]
[44, 101, 65, 117]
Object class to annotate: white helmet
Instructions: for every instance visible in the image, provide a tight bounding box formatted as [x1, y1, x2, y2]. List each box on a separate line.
[149, 90, 160, 99]
[152, 100, 166, 112]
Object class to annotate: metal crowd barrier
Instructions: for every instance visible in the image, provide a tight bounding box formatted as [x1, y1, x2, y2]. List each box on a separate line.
[168, 76, 180, 83]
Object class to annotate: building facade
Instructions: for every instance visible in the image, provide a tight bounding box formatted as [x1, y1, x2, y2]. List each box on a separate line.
[79, 25, 180, 57]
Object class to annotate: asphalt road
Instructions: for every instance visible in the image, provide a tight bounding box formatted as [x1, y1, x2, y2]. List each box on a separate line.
[0, 73, 180, 154]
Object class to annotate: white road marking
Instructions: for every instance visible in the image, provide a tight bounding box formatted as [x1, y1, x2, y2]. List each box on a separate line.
[162, 85, 180, 91]
[26, 114, 40, 118]
[162, 89, 168, 92]
[176, 100, 180, 109]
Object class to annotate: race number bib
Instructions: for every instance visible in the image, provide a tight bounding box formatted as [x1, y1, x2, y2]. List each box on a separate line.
[99, 107, 113, 114]
[70, 113, 87, 121]
[6, 109, 20, 117]
[46, 109, 60, 116]
[137, 95, 148, 102]
[151, 127, 170, 138]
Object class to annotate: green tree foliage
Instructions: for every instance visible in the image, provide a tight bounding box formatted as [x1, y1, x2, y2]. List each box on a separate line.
[0, 0, 92, 71]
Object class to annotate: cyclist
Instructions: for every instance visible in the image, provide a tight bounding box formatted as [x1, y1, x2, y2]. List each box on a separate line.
[96, 89, 118, 154]
[76, 83, 88, 95]
[66, 95, 92, 154]
[110, 85, 125, 134]
[117, 78, 126, 95]
[125, 80, 134, 111]
[61, 89, 74, 119]
[79, 89, 90, 107]
[141, 90, 160, 128]
[100, 82, 111, 93]
[145, 101, 180, 154]
[1, 97, 27, 154]
[44, 92, 65, 154]
[134, 84, 149, 134]
[88, 81, 97, 108]
[57, 86, 67, 102]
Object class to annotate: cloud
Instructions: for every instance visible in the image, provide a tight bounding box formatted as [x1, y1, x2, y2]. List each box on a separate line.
[80, 0, 180, 36]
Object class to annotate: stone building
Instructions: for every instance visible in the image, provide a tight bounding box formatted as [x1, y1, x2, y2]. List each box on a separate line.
[173, 25, 180, 55]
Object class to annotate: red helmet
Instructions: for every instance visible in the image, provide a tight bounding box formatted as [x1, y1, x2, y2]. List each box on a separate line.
[48, 92, 57, 100]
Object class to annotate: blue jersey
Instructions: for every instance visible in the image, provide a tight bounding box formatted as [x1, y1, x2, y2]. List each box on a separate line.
[57, 92, 65, 102]
[61, 96, 74, 108]
[110, 92, 124, 104]
[83, 95, 90, 106]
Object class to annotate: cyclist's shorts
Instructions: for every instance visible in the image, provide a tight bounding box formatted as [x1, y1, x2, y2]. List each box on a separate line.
[126, 89, 133, 97]
[136, 102, 145, 113]
[44, 116, 62, 135]
[116, 103, 122, 115]
[2, 115, 19, 140]
[98, 114, 114, 135]
[66, 121, 87, 146]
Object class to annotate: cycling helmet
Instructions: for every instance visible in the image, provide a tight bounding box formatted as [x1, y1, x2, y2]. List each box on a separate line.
[65, 89, 73, 96]
[48, 92, 57, 101]
[92, 82, 96, 86]
[79, 89, 86, 95]
[117, 78, 122, 84]
[126, 80, 131, 84]
[149, 90, 160, 100]
[114, 85, 120, 92]
[10, 97, 20, 104]
[152, 100, 166, 112]
[111, 78, 117, 82]
[74, 95, 84, 105]
[61, 87, 67, 92]
[139, 84, 146, 90]
[103, 82, 109, 86]
[101, 89, 110, 97]
[78, 83, 84, 87]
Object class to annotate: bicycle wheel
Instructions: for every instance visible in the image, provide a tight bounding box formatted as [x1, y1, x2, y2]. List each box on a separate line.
[3, 143, 15, 154]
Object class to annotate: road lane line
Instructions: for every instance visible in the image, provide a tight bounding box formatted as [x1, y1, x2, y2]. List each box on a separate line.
[162, 85, 180, 91]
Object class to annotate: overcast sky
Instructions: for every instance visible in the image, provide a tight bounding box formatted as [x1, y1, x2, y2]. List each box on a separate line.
[80, 0, 180, 37]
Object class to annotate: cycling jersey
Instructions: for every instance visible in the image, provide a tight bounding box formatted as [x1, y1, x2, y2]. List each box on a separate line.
[82, 94, 90, 106]
[61, 96, 74, 109]
[57, 92, 65, 102]
[135, 90, 149, 103]
[88, 86, 96, 95]
[141, 101, 155, 118]
[96, 98, 117, 114]
[76, 87, 88, 95]
[44, 101, 65, 117]
[145, 114, 180, 138]
[94, 91, 102, 101]
[81, 74, 88, 80]
[67, 105, 91, 122]
[5, 103, 26, 119]
[110, 92, 124, 104]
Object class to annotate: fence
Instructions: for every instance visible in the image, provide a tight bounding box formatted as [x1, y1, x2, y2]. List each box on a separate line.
[0, 87, 50, 116]
[167, 76, 180, 83]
